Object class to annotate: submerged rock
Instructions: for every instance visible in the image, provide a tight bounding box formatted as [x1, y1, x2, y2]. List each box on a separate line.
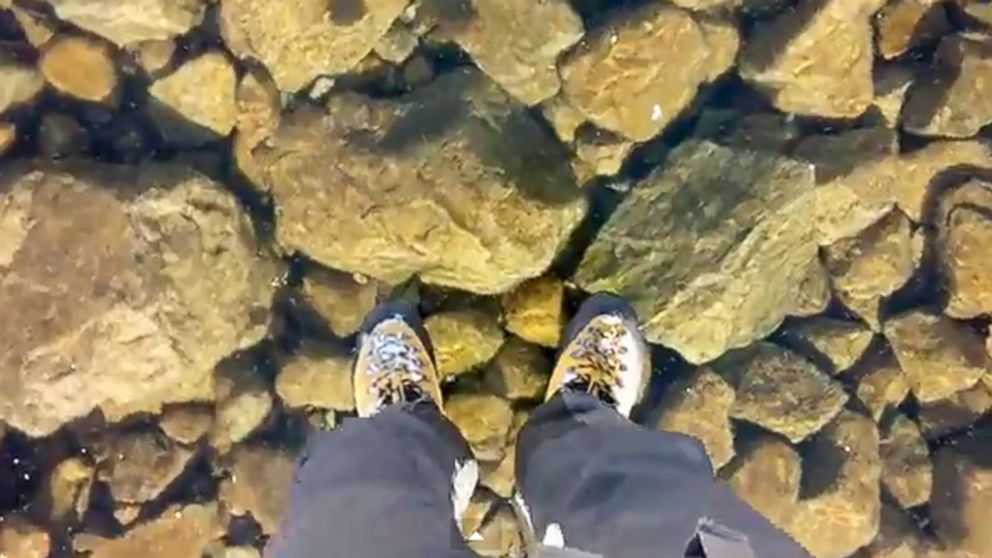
[855, 354, 911, 422]
[0, 517, 50, 558]
[792, 128, 898, 184]
[452, 0, 583, 105]
[723, 434, 801, 528]
[0, 59, 44, 113]
[875, 0, 949, 60]
[861, 503, 925, 558]
[9, 5, 55, 48]
[480, 450, 515, 498]
[461, 489, 498, 539]
[133, 39, 177, 77]
[46, 0, 206, 46]
[255, 69, 586, 294]
[40, 34, 118, 104]
[45, 457, 94, 522]
[560, 3, 738, 142]
[883, 311, 989, 403]
[209, 372, 273, 453]
[918, 382, 992, 439]
[872, 64, 915, 128]
[468, 504, 523, 558]
[0, 163, 274, 437]
[931, 426, 992, 557]
[373, 22, 418, 63]
[275, 345, 355, 412]
[785, 411, 882, 558]
[655, 368, 736, 469]
[446, 393, 513, 461]
[220, 0, 409, 92]
[298, 265, 379, 338]
[219, 445, 294, 535]
[728, 343, 848, 443]
[500, 275, 565, 348]
[149, 52, 239, 143]
[426, 309, 505, 379]
[98, 428, 194, 505]
[483, 337, 550, 401]
[0, 122, 15, 156]
[904, 34, 992, 138]
[880, 414, 932, 509]
[781, 317, 874, 374]
[572, 129, 636, 182]
[74, 503, 223, 558]
[895, 141, 992, 222]
[159, 405, 213, 446]
[825, 210, 923, 331]
[233, 68, 281, 189]
[38, 112, 88, 159]
[575, 140, 857, 364]
[739, 0, 884, 118]
[937, 180, 992, 319]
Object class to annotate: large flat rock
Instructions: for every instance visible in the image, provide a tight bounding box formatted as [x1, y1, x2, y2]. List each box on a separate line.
[560, 3, 738, 142]
[220, 0, 409, 92]
[46, 0, 206, 46]
[575, 140, 880, 364]
[0, 163, 275, 437]
[255, 69, 586, 295]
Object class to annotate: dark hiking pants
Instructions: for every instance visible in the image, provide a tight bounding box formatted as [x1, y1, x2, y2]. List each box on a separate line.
[265, 392, 812, 558]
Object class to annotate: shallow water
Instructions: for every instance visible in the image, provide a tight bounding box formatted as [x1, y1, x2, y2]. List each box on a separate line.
[2, 0, 992, 557]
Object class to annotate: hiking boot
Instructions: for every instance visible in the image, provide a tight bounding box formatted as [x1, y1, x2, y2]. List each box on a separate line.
[545, 293, 650, 418]
[354, 301, 445, 418]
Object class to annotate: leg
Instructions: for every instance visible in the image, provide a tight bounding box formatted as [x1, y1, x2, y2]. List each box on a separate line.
[515, 392, 811, 558]
[515, 293, 810, 558]
[267, 301, 478, 558]
[266, 401, 478, 558]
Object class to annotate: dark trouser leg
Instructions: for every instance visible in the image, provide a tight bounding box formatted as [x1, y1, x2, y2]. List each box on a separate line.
[516, 392, 811, 558]
[265, 402, 478, 558]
